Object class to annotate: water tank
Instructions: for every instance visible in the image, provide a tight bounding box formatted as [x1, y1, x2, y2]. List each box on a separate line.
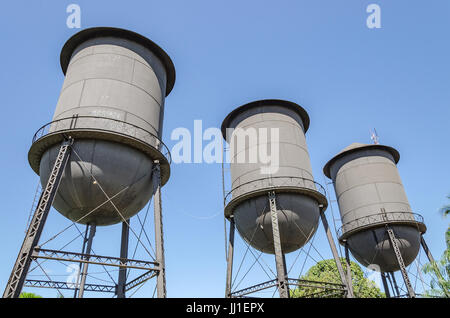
[222, 100, 328, 254]
[323, 143, 426, 272]
[28, 27, 175, 226]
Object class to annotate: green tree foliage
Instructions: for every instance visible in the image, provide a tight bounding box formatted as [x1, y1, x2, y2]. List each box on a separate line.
[19, 292, 43, 298]
[290, 259, 385, 298]
[422, 196, 450, 297]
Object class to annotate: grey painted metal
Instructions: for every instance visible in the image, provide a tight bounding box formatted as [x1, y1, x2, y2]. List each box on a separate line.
[381, 272, 391, 298]
[344, 243, 355, 298]
[73, 224, 89, 298]
[222, 99, 327, 254]
[268, 191, 289, 298]
[25, 279, 116, 293]
[32, 248, 157, 270]
[230, 278, 346, 298]
[225, 218, 235, 298]
[117, 221, 130, 298]
[323, 143, 426, 272]
[78, 224, 96, 298]
[420, 235, 449, 297]
[385, 224, 415, 297]
[389, 272, 401, 297]
[125, 270, 157, 292]
[320, 211, 353, 298]
[3, 140, 72, 298]
[152, 161, 166, 298]
[29, 27, 175, 226]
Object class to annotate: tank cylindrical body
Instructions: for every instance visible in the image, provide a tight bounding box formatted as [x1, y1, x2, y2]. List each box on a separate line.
[323, 143, 426, 272]
[222, 100, 327, 254]
[28, 27, 175, 226]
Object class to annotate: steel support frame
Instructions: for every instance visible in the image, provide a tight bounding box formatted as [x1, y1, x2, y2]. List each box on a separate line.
[420, 235, 449, 298]
[225, 217, 235, 298]
[225, 190, 349, 299]
[320, 210, 353, 298]
[385, 224, 415, 298]
[152, 160, 166, 298]
[73, 225, 89, 297]
[78, 224, 96, 298]
[117, 220, 130, 298]
[3, 137, 166, 298]
[344, 243, 355, 297]
[381, 272, 391, 298]
[268, 191, 290, 298]
[3, 138, 72, 298]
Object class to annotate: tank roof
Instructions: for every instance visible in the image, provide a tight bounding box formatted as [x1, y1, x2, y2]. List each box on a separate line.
[323, 143, 400, 178]
[60, 27, 176, 96]
[221, 99, 310, 139]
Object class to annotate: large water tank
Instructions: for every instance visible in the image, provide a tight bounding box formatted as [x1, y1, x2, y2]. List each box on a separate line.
[323, 143, 426, 272]
[28, 27, 175, 226]
[222, 100, 327, 254]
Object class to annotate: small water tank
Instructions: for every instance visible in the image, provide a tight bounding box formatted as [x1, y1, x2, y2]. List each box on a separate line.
[323, 143, 426, 272]
[222, 100, 327, 254]
[28, 27, 175, 226]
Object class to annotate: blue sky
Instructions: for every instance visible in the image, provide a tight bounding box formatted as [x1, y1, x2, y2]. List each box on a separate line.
[0, 0, 449, 297]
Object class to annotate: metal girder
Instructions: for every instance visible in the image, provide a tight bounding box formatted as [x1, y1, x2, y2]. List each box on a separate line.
[381, 272, 391, 298]
[24, 279, 116, 293]
[78, 224, 96, 298]
[230, 279, 279, 298]
[117, 221, 130, 298]
[385, 225, 415, 298]
[3, 139, 72, 298]
[230, 278, 346, 298]
[32, 248, 158, 271]
[268, 191, 290, 298]
[125, 270, 157, 292]
[225, 218, 235, 298]
[320, 210, 353, 298]
[152, 161, 166, 298]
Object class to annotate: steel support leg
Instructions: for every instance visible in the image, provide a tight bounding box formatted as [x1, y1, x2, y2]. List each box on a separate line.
[3, 139, 72, 298]
[153, 161, 166, 298]
[268, 191, 289, 298]
[73, 224, 89, 298]
[344, 243, 355, 298]
[381, 272, 391, 298]
[320, 211, 353, 298]
[225, 218, 235, 298]
[385, 225, 415, 298]
[117, 220, 129, 298]
[389, 272, 401, 297]
[420, 235, 449, 297]
[78, 224, 96, 298]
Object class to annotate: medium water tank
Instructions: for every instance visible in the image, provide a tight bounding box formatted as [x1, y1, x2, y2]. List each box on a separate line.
[222, 100, 327, 254]
[323, 143, 426, 272]
[28, 27, 175, 226]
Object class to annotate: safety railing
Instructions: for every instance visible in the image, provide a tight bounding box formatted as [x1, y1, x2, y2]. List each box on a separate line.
[32, 115, 171, 164]
[224, 176, 326, 206]
[337, 211, 424, 238]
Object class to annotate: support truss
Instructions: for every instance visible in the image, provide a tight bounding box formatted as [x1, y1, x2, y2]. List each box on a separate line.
[32, 248, 158, 271]
[230, 278, 346, 298]
[3, 139, 72, 298]
[385, 225, 415, 298]
[3, 135, 167, 298]
[24, 279, 116, 293]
